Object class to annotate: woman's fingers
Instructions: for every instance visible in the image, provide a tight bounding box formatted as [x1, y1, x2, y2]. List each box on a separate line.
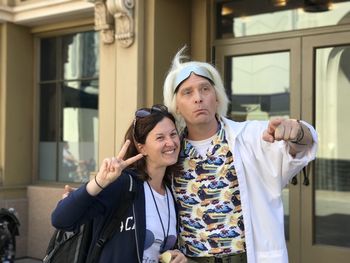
[116, 139, 131, 160]
[97, 140, 144, 182]
[113, 140, 143, 168]
[110, 153, 143, 171]
[62, 184, 76, 199]
[161, 250, 187, 263]
[124, 153, 144, 166]
[99, 158, 111, 173]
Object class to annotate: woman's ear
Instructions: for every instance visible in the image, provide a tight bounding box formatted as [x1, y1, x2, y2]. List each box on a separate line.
[137, 143, 147, 156]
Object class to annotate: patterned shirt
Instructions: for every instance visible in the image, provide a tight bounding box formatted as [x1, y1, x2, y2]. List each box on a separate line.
[174, 120, 246, 257]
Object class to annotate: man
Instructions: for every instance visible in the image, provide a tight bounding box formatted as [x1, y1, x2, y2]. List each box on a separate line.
[163, 47, 318, 263]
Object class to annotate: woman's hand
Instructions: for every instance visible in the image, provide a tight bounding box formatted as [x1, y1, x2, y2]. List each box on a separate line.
[62, 185, 76, 199]
[87, 140, 143, 195]
[160, 250, 188, 263]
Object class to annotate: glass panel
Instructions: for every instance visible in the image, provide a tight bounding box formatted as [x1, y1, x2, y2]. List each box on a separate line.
[62, 31, 100, 80]
[39, 142, 57, 181]
[40, 37, 57, 81]
[314, 45, 350, 247]
[39, 83, 57, 181]
[227, 52, 290, 120]
[58, 80, 98, 183]
[40, 83, 57, 141]
[225, 52, 291, 239]
[217, 0, 350, 38]
[38, 31, 99, 182]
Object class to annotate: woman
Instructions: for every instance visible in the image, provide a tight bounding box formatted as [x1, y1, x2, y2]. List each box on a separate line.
[52, 105, 187, 263]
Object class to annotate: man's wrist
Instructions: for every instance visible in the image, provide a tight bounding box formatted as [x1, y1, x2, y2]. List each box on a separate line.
[290, 120, 307, 145]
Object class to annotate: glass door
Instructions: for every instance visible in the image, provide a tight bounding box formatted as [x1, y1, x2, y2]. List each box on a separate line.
[215, 31, 350, 262]
[215, 38, 302, 262]
[301, 31, 350, 263]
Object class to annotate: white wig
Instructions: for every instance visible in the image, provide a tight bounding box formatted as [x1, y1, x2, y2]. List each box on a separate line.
[163, 46, 229, 130]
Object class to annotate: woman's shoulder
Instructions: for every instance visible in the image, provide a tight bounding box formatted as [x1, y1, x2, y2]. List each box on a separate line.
[96, 169, 142, 205]
[114, 168, 144, 191]
[121, 168, 142, 181]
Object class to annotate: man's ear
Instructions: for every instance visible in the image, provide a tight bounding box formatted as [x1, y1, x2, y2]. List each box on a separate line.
[176, 106, 181, 115]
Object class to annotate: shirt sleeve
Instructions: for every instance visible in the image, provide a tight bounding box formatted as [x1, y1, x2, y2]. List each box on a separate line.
[51, 172, 130, 231]
[240, 120, 318, 190]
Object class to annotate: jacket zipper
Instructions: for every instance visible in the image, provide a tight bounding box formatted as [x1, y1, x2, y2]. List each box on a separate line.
[133, 203, 141, 263]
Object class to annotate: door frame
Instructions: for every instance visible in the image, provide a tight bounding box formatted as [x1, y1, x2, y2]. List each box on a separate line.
[215, 37, 303, 262]
[214, 28, 350, 262]
[301, 30, 350, 263]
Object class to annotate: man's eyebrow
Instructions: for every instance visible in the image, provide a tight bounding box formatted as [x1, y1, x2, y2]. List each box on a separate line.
[179, 86, 192, 92]
[199, 80, 212, 86]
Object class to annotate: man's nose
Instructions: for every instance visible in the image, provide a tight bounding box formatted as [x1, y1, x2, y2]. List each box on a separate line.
[193, 90, 203, 103]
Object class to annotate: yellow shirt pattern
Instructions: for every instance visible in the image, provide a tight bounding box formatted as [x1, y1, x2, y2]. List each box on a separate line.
[174, 122, 246, 257]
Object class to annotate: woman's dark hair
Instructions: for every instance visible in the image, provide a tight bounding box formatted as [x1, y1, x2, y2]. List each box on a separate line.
[123, 105, 180, 185]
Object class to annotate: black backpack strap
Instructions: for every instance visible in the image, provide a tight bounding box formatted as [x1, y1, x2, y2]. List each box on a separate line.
[0, 208, 20, 236]
[87, 173, 136, 263]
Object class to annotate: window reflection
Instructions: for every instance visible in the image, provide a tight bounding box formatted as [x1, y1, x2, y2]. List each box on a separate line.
[62, 32, 99, 79]
[59, 141, 96, 183]
[226, 52, 290, 121]
[39, 31, 99, 183]
[40, 38, 56, 81]
[217, 0, 350, 38]
[60, 81, 98, 182]
[225, 52, 291, 239]
[315, 46, 350, 247]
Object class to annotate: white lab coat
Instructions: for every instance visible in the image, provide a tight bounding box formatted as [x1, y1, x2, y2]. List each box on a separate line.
[222, 117, 318, 263]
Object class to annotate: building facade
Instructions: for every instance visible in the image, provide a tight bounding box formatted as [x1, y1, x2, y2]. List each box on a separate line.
[0, 0, 349, 261]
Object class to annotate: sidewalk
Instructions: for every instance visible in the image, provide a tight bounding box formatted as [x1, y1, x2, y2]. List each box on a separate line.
[15, 259, 41, 263]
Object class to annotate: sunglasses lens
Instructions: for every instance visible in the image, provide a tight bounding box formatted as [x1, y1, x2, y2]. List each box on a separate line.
[135, 109, 151, 118]
[151, 104, 168, 113]
[135, 105, 168, 118]
[134, 105, 168, 136]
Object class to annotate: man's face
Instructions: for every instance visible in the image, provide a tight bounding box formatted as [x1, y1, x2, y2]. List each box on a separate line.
[175, 73, 218, 128]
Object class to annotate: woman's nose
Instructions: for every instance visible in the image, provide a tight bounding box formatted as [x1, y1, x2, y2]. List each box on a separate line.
[165, 137, 176, 146]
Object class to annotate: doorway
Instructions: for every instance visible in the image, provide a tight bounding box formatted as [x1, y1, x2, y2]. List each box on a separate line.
[214, 30, 350, 262]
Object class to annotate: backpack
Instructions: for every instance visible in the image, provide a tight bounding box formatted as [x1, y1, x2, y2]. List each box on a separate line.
[0, 208, 20, 263]
[43, 174, 136, 263]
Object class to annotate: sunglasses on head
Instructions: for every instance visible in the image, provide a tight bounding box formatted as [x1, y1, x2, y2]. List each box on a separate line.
[174, 65, 214, 93]
[134, 104, 168, 118]
[133, 104, 169, 139]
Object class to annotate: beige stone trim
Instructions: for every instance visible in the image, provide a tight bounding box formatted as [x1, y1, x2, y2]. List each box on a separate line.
[91, 0, 115, 44]
[107, 0, 135, 47]
[0, 0, 94, 26]
[31, 18, 93, 33]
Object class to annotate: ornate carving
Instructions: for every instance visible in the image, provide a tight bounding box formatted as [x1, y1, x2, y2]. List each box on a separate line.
[88, 0, 115, 44]
[87, 0, 135, 47]
[107, 0, 135, 48]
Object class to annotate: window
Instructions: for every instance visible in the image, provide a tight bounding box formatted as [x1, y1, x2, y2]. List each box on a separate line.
[225, 52, 290, 121]
[216, 0, 350, 39]
[38, 31, 99, 183]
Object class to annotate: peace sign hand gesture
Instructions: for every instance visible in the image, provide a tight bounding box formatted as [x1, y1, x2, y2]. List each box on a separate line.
[87, 140, 143, 196]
